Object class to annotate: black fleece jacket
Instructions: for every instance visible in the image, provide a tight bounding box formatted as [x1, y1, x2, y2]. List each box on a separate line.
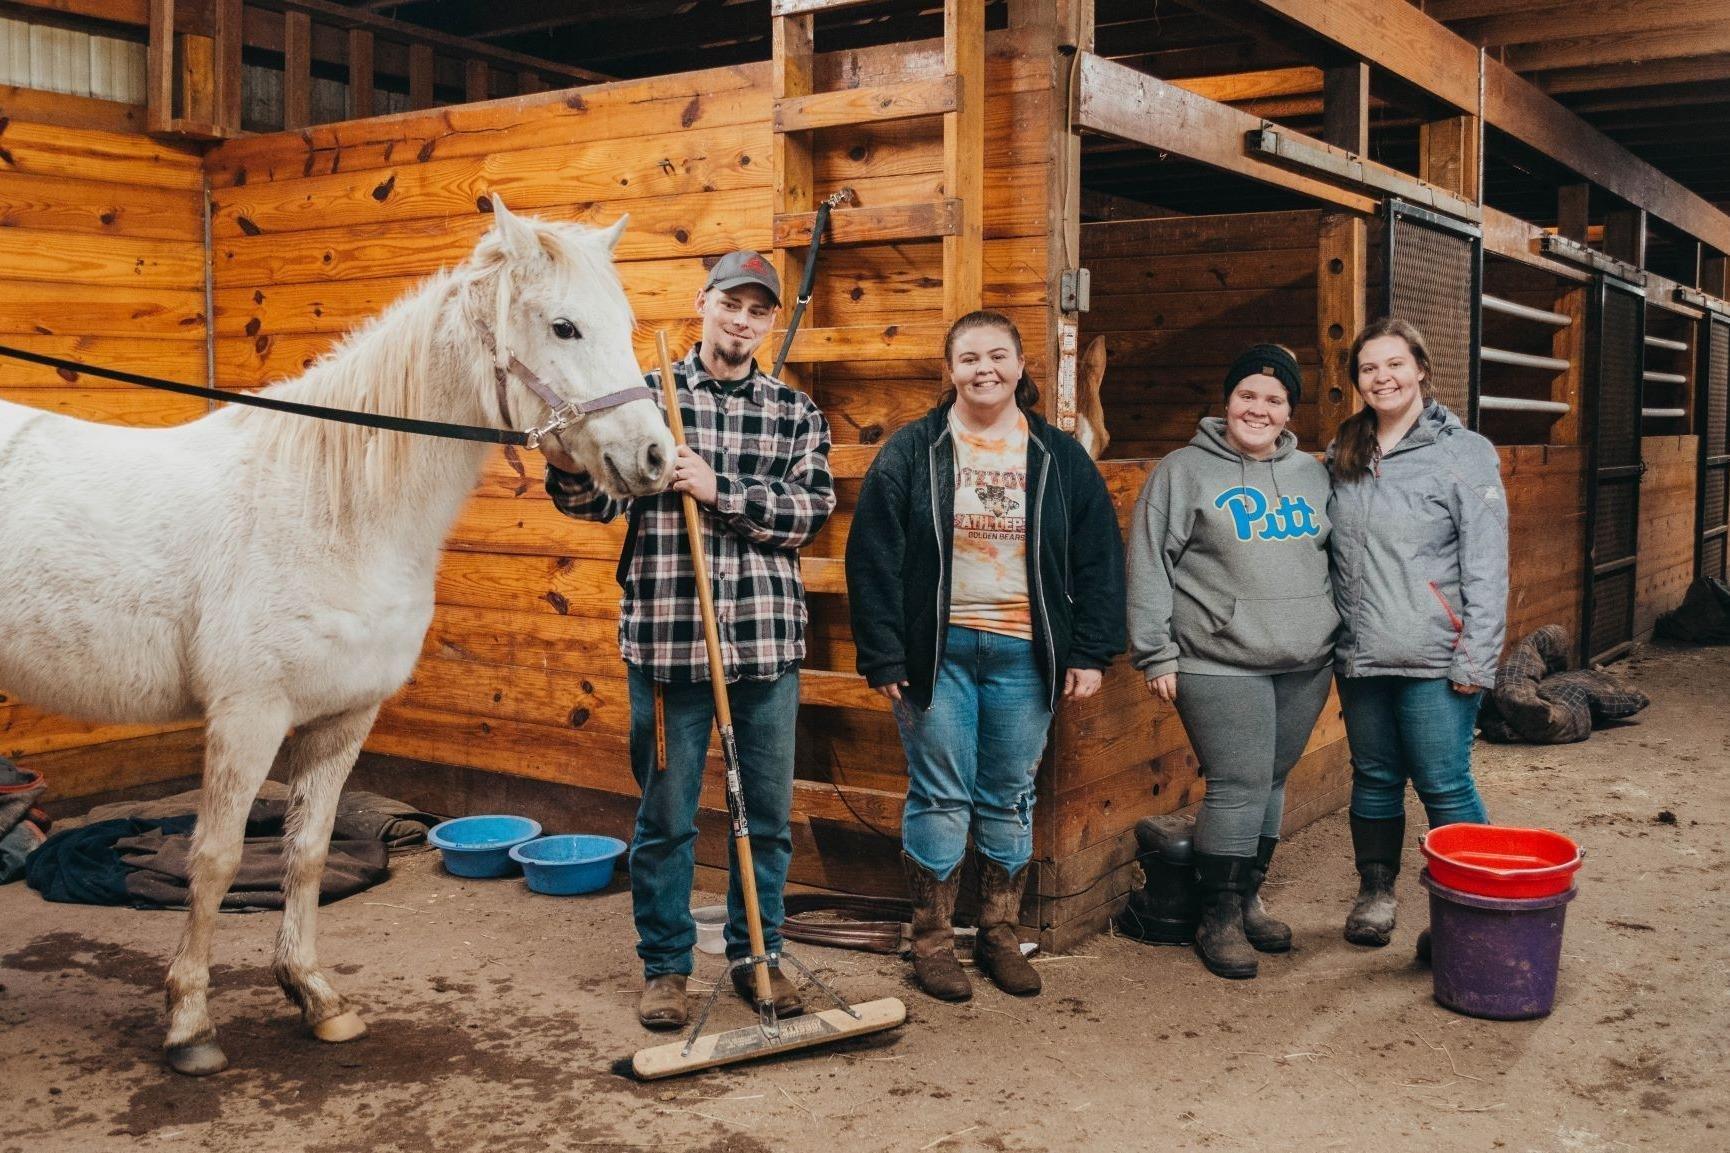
[845, 401, 1127, 712]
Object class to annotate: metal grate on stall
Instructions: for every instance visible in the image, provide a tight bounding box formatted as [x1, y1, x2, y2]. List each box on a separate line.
[1590, 568, 1637, 656]
[1597, 287, 1644, 470]
[1593, 483, 1639, 562]
[1385, 200, 1481, 426]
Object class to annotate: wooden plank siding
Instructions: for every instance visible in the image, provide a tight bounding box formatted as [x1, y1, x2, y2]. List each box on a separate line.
[0, 115, 209, 797]
[198, 28, 1057, 897]
[1634, 435, 1699, 642]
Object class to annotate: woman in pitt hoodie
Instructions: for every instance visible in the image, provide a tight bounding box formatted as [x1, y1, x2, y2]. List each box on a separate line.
[1126, 344, 1338, 980]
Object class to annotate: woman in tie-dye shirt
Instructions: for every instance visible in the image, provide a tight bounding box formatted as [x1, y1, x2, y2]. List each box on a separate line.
[847, 311, 1125, 1003]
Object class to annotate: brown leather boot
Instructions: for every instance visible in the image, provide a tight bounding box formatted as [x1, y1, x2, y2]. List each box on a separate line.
[637, 974, 688, 1030]
[975, 857, 1041, 996]
[902, 853, 971, 1002]
[730, 964, 804, 1017]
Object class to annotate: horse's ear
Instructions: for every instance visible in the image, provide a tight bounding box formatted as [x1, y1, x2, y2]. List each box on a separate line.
[480, 193, 540, 264]
[598, 214, 628, 254]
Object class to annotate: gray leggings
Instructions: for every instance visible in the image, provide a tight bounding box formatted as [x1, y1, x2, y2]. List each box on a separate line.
[1174, 665, 1335, 857]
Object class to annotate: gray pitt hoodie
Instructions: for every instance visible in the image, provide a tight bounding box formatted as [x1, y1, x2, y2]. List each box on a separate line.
[1127, 418, 1337, 679]
[1326, 401, 1509, 690]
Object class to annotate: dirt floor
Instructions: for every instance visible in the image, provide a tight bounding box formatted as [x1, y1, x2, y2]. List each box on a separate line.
[3, 641, 1726, 1153]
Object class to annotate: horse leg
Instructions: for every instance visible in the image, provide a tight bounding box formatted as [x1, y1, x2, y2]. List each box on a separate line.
[273, 703, 378, 1044]
[164, 699, 292, 1076]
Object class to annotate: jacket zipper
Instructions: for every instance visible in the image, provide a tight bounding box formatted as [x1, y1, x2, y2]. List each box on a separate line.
[926, 433, 950, 711]
[1028, 437, 1057, 711]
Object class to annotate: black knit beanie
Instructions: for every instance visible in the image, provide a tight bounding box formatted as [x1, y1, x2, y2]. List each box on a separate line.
[1222, 344, 1302, 406]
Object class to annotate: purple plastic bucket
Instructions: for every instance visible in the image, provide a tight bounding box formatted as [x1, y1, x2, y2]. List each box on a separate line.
[1421, 868, 1577, 1020]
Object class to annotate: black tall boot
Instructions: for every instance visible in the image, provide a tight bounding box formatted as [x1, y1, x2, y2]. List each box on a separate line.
[1344, 814, 1405, 947]
[1242, 836, 1292, 953]
[1193, 853, 1259, 979]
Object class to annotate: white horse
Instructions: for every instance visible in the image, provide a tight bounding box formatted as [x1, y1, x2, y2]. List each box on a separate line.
[0, 199, 672, 1075]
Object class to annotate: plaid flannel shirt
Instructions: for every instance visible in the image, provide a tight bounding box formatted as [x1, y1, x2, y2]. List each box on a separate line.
[546, 345, 835, 683]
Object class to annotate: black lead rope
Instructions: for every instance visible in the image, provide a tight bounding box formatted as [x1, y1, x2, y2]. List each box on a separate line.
[0, 343, 533, 447]
[771, 187, 856, 380]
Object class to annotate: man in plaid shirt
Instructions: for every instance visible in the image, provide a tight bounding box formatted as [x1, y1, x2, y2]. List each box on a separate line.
[545, 251, 835, 1030]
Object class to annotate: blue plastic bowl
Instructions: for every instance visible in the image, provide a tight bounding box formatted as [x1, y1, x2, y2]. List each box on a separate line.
[427, 815, 542, 878]
[509, 834, 627, 896]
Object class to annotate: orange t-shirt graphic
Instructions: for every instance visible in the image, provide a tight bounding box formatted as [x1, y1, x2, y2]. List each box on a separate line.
[949, 410, 1033, 641]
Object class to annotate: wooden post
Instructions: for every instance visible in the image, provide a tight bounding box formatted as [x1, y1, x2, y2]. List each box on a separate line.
[1322, 63, 1368, 155]
[1704, 252, 1729, 299]
[1551, 284, 1586, 446]
[179, 34, 215, 126]
[146, 0, 175, 133]
[465, 59, 489, 103]
[770, 12, 814, 391]
[214, 0, 242, 134]
[1604, 207, 1647, 268]
[1317, 211, 1367, 441]
[409, 43, 436, 110]
[1557, 183, 1590, 243]
[1420, 115, 1481, 202]
[943, 0, 985, 319]
[283, 10, 312, 130]
[348, 29, 374, 119]
[1037, 0, 1090, 430]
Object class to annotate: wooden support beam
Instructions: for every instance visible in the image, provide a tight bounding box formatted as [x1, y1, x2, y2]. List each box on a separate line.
[1316, 210, 1366, 441]
[1247, 126, 1479, 221]
[1420, 114, 1481, 203]
[1457, 0, 1723, 48]
[146, 0, 174, 133]
[769, 10, 814, 392]
[1483, 206, 1589, 282]
[773, 201, 960, 248]
[1243, 0, 1480, 114]
[1604, 207, 1648, 269]
[1321, 62, 1368, 155]
[347, 28, 373, 119]
[283, 9, 312, 130]
[1704, 254, 1728, 300]
[774, 76, 960, 133]
[179, 33, 214, 126]
[1557, 183, 1590, 242]
[1073, 53, 1377, 214]
[944, 0, 985, 319]
[408, 42, 435, 111]
[465, 58, 489, 104]
[1503, 22, 1730, 74]
[1534, 53, 1730, 97]
[1484, 58, 1730, 255]
[213, 0, 242, 134]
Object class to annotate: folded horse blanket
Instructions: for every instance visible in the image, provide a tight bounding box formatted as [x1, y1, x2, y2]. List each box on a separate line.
[25, 784, 441, 910]
[1479, 624, 1649, 744]
[1655, 576, 1730, 645]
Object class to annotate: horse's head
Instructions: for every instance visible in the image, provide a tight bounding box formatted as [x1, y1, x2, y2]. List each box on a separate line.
[468, 197, 673, 497]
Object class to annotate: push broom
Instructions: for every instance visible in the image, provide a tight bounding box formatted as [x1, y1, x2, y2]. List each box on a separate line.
[628, 331, 906, 1080]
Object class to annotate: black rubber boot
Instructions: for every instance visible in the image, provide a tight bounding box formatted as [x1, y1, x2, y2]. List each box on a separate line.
[902, 853, 972, 1002]
[1243, 836, 1293, 953]
[1194, 853, 1259, 979]
[1344, 814, 1405, 947]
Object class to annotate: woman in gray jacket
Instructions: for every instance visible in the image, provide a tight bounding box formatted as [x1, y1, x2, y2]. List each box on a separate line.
[1127, 345, 1338, 979]
[1327, 318, 1508, 949]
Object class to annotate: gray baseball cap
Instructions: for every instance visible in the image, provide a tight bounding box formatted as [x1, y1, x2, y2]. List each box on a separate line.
[703, 250, 782, 306]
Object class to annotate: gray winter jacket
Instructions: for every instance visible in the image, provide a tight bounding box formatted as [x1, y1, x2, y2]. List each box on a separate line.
[1327, 402, 1509, 690]
[1127, 418, 1337, 679]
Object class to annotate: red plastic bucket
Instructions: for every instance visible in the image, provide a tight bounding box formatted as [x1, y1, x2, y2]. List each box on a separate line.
[1421, 823, 1582, 899]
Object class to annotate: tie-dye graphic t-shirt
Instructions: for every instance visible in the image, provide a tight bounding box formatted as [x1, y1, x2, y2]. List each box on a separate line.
[948, 409, 1032, 641]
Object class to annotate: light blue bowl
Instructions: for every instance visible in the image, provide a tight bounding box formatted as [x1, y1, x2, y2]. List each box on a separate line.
[427, 815, 542, 878]
[509, 834, 627, 896]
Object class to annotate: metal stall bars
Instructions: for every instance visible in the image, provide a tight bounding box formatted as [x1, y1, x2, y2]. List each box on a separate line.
[1696, 315, 1730, 580]
[1478, 290, 1574, 421]
[1641, 305, 1693, 430]
[1384, 199, 1482, 427]
[1581, 274, 1648, 665]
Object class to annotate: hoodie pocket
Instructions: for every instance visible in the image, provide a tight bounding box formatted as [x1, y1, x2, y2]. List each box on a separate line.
[1207, 593, 1341, 670]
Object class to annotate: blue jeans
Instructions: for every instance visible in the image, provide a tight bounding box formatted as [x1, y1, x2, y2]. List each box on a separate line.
[627, 664, 798, 978]
[1339, 675, 1488, 826]
[895, 626, 1053, 880]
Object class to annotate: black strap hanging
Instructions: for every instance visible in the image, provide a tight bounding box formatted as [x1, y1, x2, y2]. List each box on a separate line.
[771, 187, 856, 380]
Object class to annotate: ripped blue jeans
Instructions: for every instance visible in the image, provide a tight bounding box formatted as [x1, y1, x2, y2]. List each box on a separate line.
[895, 626, 1053, 879]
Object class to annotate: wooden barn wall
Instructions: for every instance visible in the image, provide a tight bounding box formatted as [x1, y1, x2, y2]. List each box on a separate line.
[199, 28, 1055, 894]
[0, 116, 208, 797]
[1077, 210, 1323, 461]
[1634, 435, 1699, 641]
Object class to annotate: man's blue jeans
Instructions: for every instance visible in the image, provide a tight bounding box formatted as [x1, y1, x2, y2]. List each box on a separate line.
[627, 664, 797, 978]
[895, 626, 1053, 880]
[1339, 674, 1488, 827]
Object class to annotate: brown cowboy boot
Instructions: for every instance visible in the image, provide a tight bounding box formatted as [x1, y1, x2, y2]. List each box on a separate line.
[730, 964, 804, 1017]
[637, 974, 688, 1030]
[975, 857, 1041, 996]
[902, 853, 971, 1002]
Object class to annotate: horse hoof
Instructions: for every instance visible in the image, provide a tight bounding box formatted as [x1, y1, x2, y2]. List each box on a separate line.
[165, 1041, 229, 1077]
[312, 1010, 367, 1043]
